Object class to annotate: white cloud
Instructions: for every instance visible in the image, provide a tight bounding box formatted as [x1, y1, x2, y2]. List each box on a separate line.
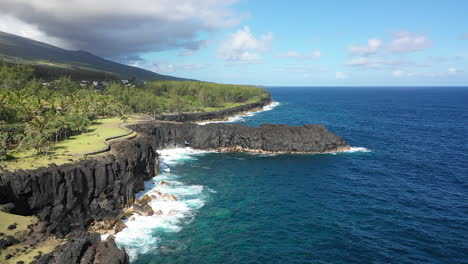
[348, 38, 382, 56]
[279, 50, 321, 59]
[336, 72, 348, 79]
[388, 30, 431, 53]
[347, 56, 431, 69]
[0, 0, 242, 59]
[217, 26, 273, 63]
[447, 67, 463, 74]
[151, 62, 209, 73]
[392, 69, 415, 77]
[0, 13, 69, 48]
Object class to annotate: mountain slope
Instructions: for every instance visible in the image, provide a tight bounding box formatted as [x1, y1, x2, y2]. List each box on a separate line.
[0, 31, 186, 81]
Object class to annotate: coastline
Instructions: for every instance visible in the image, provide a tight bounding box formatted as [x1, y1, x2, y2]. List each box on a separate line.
[0, 93, 351, 263]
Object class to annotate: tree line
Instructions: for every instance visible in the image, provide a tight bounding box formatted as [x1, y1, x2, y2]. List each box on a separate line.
[0, 64, 267, 160]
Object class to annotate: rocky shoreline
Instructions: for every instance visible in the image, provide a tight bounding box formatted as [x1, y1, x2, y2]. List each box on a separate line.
[0, 96, 350, 263]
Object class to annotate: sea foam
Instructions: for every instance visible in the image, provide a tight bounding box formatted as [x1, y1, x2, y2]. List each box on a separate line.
[198, 101, 280, 125]
[114, 148, 211, 261]
[344, 147, 372, 153]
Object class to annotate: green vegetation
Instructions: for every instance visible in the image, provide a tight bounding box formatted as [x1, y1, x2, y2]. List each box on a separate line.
[1, 238, 63, 264]
[0, 64, 267, 168]
[0, 211, 37, 237]
[107, 80, 267, 115]
[0, 30, 183, 81]
[1, 117, 135, 171]
[0, 212, 63, 264]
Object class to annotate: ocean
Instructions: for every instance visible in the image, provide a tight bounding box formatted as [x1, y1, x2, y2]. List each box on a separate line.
[115, 87, 468, 264]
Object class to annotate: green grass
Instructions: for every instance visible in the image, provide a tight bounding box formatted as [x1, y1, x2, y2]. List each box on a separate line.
[1, 116, 139, 171]
[0, 212, 63, 264]
[1, 238, 63, 264]
[203, 96, 264, 112]
[0, 211, 37, 237]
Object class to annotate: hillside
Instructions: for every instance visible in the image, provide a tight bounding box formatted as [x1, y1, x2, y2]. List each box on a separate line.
[0, 31, 186, 81]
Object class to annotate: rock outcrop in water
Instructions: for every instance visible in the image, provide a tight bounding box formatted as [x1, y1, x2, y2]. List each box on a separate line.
[132, 122, 350, 153]
[0, 101, 350, 263]
[156, 94, 272, 122]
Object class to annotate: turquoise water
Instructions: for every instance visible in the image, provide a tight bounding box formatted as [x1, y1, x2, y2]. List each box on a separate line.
[117, 87, 468, 264]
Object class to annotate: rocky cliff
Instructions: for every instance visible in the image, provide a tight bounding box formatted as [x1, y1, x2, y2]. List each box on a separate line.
[0, 137, 157, 236]
[32, 232, 129, 264]
[156, 94, 272, 122]
[132, 122, 350, 153]
[0, 116, 350, 263]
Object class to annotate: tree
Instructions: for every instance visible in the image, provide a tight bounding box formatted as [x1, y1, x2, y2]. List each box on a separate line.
[0, 132, 7, 161]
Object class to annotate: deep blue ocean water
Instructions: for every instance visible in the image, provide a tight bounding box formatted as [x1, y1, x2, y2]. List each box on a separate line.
[119, 87, 468, 264]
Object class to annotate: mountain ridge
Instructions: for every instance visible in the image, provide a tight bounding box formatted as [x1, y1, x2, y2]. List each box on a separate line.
[0, 31, 187, 81]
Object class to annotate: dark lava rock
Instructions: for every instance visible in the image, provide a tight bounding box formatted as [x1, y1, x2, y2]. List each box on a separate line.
[32, 232, 129, 264]
[0, 138, 157, 237]
[156, 93, 272, 122]
[0, 235, 20, 250]
[8, 224, 17, 230]
[0, 202, 15, 212]
[5, 254, 13, 259]
[132, 122, 350, 154]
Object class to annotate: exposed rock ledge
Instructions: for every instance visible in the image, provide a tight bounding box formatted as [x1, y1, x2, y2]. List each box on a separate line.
[155, 93, 272, 122]
[131, 122, 350, 154]
[0, 119, 349, 263]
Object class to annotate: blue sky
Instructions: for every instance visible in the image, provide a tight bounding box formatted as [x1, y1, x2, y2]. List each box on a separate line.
[1, 0, 467, 86]
[138, 0, 468, 86]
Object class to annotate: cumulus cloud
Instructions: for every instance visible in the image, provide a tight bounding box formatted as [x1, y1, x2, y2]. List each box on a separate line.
[335, 72, 348, 79]
[0, 13, 69, 48]
[348, 38, 382, 56]
[388, 30, 431, 53]
[0, 0, 242, 60]
[217, 26, 273, 63]
[279, 50, 321, 59]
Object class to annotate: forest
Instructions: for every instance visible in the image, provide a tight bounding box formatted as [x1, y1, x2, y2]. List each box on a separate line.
[0, 64, 267, 160]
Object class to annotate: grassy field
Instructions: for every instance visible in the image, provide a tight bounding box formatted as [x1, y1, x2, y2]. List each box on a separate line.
[0, 211, 63, 264]
[0, 96, 264, 172]
[0, 211, 37, 237]
[1, 116, 138, 172]
[1, 238, 63, 264]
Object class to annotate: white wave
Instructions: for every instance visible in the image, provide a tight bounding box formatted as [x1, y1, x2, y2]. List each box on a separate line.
[343, 147, 372, 153]
[114, 148, 212, 261]
[198, 101, 280, 125]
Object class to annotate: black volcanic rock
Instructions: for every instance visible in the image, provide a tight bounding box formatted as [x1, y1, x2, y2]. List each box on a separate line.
[156, 94, 272, 122]
[32, 232, 129, 264]
[131, 122, 350, 153]
[0, 102, 349, 262]
[0, 137, 157, 236]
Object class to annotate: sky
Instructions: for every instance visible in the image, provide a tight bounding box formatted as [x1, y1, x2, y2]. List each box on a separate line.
[0, 0, 467, 86]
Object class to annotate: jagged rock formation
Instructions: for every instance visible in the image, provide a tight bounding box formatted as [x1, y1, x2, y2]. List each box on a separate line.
[0, 137, 157, 236]
[0, 108, 350, 263]
[32, 232, 129, 264]
[156, 94, 272, 122]
[132, 122, 350, 153]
